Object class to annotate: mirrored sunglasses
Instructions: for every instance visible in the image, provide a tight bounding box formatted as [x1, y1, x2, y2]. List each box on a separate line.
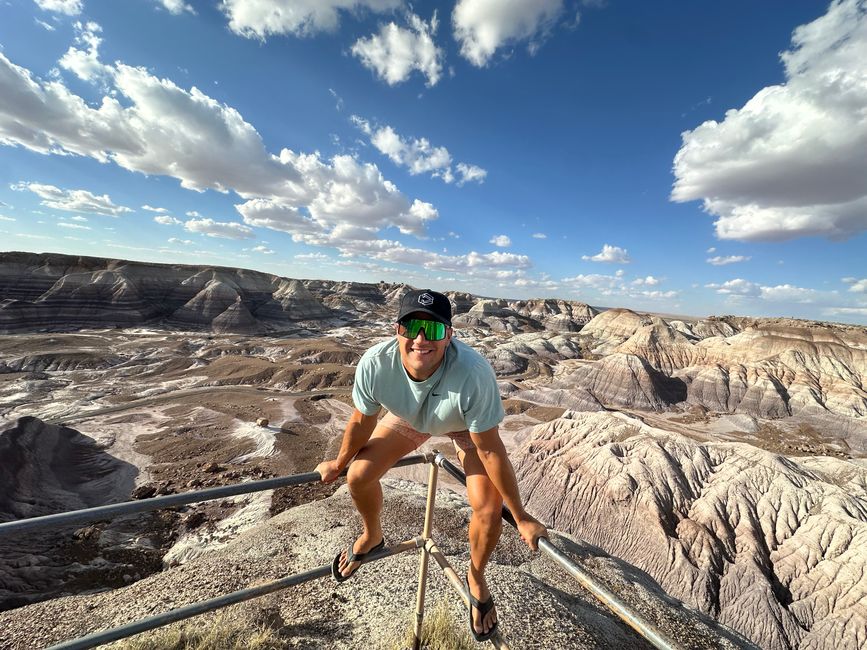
[397, 318, 448, 341]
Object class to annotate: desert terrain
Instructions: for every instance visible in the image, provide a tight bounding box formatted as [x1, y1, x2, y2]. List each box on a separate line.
[0, 252, 865, 649]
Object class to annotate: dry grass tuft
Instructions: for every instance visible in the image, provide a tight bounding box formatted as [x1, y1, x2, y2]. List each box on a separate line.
[109, 612, 287, 650]
[389, 602, 475, 650]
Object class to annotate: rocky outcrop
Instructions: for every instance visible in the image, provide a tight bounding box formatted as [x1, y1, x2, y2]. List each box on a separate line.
[515, 411, 867, 650]
[0, 417, 164, 610]
[0, 252, 332, 333]
[556, 353, 687, 410]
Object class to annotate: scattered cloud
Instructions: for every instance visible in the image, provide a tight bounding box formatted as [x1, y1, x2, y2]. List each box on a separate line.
[489, 234, 511, 247]
[843, 277, 867, 293]
[12, 182, 133, 216]
[158, 0, 195, 15]
[0, 216, 17, 222]
[154, 215, 181, 225]
[295, 252, 330, 262]
[142, 205, 168, 213]
[34, 0, 81, 15]
[59, 21, 112, 83]
[706, 279, 821, 303]
[632, 275, 660, 286]
[70, 215, 88, 221]
[352, 12, 443, 87]
[672, 0, 867, 241]
[455, 162, 487, 186]
[824, 306, 867, 317]
[637, 290, 678, 299]
[222, 0, 402, 39]
[35, 18, 56, 31]
[251, 244, 275, 254]
[561, 272, 623, 295]
[351, 115, 486, 185]
[706, 246, 716, 253]
[705, 279, 761, 297]
[0, 48, 440, 247]
[328, 88, 344, 111]
[531, 232, 547, 239]
[184, 217, 255, 240]
[57, 221, 91, 230]
[453, 0, 565, 67]
[168, 237, 193, 245]
[582, 243, 631, 264]
[707, 254, 751, 266]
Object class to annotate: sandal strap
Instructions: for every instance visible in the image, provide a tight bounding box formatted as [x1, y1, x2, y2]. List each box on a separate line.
[465, 577, 495, 614]
[346, 538, 385, 564]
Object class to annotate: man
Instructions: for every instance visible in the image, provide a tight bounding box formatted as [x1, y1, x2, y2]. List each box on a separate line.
[316, 289, 547, 642]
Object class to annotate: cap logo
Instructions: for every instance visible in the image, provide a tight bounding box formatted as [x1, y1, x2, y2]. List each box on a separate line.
[418, 293, 434, 306]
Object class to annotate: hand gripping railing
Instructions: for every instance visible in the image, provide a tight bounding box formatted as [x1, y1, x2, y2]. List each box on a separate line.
[0, 452, 682, 650]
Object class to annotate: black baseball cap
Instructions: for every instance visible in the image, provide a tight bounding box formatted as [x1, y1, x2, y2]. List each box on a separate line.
[396, 289, 452, 326]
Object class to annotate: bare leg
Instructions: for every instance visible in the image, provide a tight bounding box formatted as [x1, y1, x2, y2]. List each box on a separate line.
[338, 424, 419, 578]
[456, 442, 503, 637]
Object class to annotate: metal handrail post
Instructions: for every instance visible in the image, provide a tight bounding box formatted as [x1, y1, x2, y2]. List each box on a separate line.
[411, 456, 439, 650]
[47, 538, 423, 650]
[433, 453, 682, 650]
[424, 538, 509, 650]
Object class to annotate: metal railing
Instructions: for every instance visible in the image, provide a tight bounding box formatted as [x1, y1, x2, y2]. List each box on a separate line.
[2, 452, 682, 650]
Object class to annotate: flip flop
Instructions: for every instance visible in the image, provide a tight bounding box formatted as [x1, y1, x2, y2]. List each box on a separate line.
[464, 575, 498, 642]
[331, 538, 385, 583]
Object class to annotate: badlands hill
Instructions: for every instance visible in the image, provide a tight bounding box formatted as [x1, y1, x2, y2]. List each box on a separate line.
[0, 251, 865, 649]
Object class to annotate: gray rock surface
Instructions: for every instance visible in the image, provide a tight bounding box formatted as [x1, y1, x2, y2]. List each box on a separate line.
[0, 481, 750, 649]
[515, 412, 867, 650]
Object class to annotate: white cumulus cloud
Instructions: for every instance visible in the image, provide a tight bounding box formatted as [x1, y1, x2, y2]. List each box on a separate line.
[222, 0, 403, 39]
[159, 0, 195, 15]
[582, 243, 631, 264]
[34, 0, 82, 15]
[12, 182, 132, 216]
[531, 232, 546, 239]
[352, 12, 443, 87]
[453, 0, 565, 67]
[489, 234, 511, 247]
[154, 215, 181, 225]
[0, 48, 438, 243]
[351, 115, 486, 185]
[672, 0, 867, 241]
[844, 277, 867, 293]
[59, 21, 112, 83]
[185, 217, 255, 240]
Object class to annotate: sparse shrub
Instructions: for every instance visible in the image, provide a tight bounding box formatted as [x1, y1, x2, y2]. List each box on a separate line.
[109, 612, 287, 650]
[388, 602, 475, 650]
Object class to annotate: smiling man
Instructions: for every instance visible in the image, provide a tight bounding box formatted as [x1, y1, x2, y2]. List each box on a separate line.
[316, 289, 547, 642]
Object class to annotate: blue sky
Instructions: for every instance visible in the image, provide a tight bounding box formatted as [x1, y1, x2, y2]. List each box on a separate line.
[1, 0, 866, 323]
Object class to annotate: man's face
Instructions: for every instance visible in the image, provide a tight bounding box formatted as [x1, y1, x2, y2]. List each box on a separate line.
[395, 311, 452, 381]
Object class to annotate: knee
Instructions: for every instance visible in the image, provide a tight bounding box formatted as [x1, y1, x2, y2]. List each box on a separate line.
[346, 461, 376, 492]
[471, 498, 504, 528]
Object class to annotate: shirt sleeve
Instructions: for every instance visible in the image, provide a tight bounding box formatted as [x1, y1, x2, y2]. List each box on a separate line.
[351, 351, 381, 415]
[461, 359, 505, 433]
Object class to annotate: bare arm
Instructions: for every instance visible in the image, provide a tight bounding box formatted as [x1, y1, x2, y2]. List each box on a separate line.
[316, 407, 380, 483]
[470, 425, 548, 550]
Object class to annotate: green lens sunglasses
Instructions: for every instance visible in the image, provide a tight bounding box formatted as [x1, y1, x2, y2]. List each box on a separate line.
[398, 318, 448, 341]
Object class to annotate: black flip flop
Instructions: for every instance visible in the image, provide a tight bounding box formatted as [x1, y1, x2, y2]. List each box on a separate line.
[464, 575, 498, 642]
[331, 538, 385, 583]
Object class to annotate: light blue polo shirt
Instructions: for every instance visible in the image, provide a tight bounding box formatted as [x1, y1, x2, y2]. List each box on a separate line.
[352, 338, 504, 435]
